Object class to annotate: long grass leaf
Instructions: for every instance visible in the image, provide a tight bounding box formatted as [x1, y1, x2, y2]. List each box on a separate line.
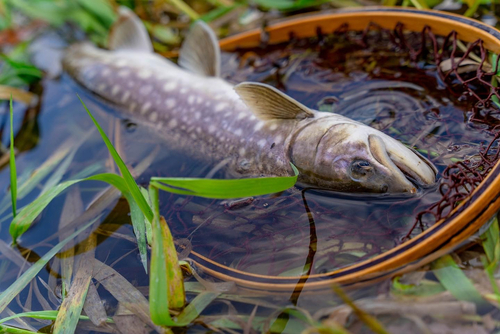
[78, 96, 153, 222]
[0, 310, 103, 324]
[176, 291, 219, 323]
[9, 97, 16, 218]
[482, 216, 500, 265]
[53, 234, 96, 334]
[123, 192, 148, 273]
[9, 173, 126, 242]
[332, 285, 389, 334]
[0, 218, 97, 314]
[432, 255, 487, 306]
[149, 186, 185, 326]
[150, 164, 298, 199]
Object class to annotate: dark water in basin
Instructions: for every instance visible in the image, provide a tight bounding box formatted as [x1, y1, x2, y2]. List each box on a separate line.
[0, 29, 498, 329]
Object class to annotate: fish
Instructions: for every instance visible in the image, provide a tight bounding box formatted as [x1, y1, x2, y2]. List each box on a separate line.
[62, 7, 437, 194]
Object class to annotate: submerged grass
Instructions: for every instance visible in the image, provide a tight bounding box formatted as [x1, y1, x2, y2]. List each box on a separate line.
[2, 96, 300, 331]
[3, 1, 500, 333]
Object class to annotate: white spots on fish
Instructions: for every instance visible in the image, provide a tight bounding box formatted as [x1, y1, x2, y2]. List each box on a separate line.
[215, 103, 227, 112]
[97, 84, 106, 92]
[269, 123, 278, 131]
[180, 87, 188, 94]
[196, 96, 203, 104]
[129, 102, 137, 112]
[234, 129, 242, 136]
[190, 133, 197, 140]
[141, 102, 152, 114]
[138, 69, 152, 79]
[121, 91, 130, 103]
[163, 81, 177, 92]
[208, 125, 216, 133]
[102, 68, 111, 77]
[149, 112, 158, 122]
[118, 70, 129, 77]
[127, 81, 133, 88]
[116, 59, 129, 67]
[140, 85, 153, 95]
[182, 115, 187, 122]
[168, 119, 178, 129]
[254, 121, 264, 132]
[165, 98, 176, 109]
[196, 127, 201, 133]
[274, 135, 283, 144]
[181, 125, 186, 130]
[188, 95, 195, 105]
[111, 85, 121, 96]
[237, 111, 247, 120]
[194, 112, 201, 120]
[86, 70, 96, 79]
[239, 148, 246, 156]
[267, 152, 274, 159]
[258, 139, 266, 148]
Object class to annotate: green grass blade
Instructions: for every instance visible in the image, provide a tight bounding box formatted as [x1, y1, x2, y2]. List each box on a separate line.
[432, 254, 487, 306]
[482, 216, 500, 266]
[9, 179, 81, 242]
[150, 164, 298, 199]
[0, 218, 97, 314]
[78, 96, 153, 222]
[140, 187, 153, 246]
[0, 310, 105, 324]
[149, 186, 185, 326]
[9, 97, 16, 218]
[123, 192, 148, 273]
[176, 291, 219, 324]
[9, 173, 126, 242]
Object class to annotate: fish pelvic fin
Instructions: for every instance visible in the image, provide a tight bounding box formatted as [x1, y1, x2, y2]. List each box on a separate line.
[108, 6, 153, 52]
[179, 21, 221, 77]
[235, 82, 315, 120]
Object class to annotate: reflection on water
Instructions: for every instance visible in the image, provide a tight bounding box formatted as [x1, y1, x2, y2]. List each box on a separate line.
[0, 28, 498, 330]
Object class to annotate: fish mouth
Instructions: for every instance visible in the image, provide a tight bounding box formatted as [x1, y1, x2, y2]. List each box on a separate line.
[368, 134, 437, 193]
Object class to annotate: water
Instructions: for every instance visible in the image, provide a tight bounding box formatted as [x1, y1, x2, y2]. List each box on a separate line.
[0, 29, 498, 331]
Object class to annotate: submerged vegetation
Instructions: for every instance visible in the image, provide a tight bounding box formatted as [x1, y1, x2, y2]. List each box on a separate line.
[3, 0, 500, 333]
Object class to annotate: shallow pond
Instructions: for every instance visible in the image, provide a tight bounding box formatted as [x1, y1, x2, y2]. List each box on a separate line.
[1, 26, 499, 332]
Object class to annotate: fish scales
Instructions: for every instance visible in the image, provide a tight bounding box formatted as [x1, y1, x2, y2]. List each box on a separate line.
[64, 44, 297, 177]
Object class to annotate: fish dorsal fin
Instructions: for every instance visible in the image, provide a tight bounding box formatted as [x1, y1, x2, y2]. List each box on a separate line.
[178, 21, 220, 77]
[234, 82, 315, 120]
[108, 6, 153, 52]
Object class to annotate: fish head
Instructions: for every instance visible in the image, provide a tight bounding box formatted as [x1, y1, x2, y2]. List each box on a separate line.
[289, 118, 437, 193]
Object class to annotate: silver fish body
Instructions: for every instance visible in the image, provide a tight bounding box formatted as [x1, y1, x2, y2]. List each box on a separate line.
[63, 8, 437, 194]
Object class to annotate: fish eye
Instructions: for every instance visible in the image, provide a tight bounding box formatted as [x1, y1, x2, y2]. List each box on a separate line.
[350, 160, 372, 177]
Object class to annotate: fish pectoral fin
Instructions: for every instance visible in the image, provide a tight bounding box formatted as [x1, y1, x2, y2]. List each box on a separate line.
[108, 6, 153, 52]
[179, 21, 220, 77]
[234, 82, 315, 120]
